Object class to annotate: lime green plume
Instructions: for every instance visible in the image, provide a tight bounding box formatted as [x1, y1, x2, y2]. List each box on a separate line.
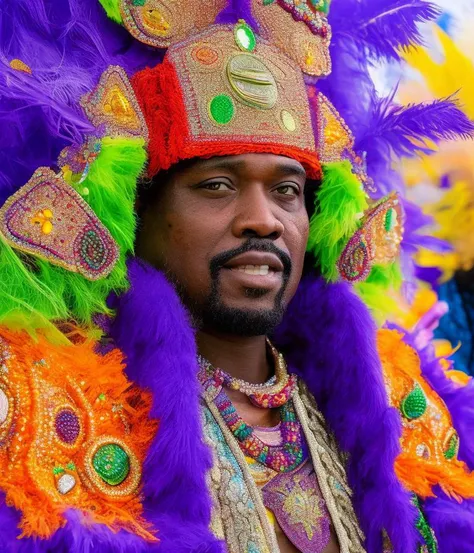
[355, 263, 403, 323]
[307, 161, 368, 281]
[98, 0, 123, 24]
[0, 137, 146, 340]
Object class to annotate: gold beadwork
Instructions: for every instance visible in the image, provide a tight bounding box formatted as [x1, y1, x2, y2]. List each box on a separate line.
[252, 0, 332, 77]
[119, 0, 226, 48]
[226, 53, 278, 109]
[0, 168, 120, 281]
[168, 25, 316, 151]
[316, 93, 354, 163]
[80, 66, 149, 142]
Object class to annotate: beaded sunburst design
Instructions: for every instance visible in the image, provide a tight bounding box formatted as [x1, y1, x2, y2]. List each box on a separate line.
[0, 168, 119, 280]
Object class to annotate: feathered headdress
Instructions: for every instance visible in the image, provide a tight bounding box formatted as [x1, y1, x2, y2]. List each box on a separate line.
[0, 0, 472, 342]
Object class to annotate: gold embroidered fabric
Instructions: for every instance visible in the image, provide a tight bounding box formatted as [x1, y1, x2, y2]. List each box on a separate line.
[167, 25, 316, 151]
[201, 378, 366, 553]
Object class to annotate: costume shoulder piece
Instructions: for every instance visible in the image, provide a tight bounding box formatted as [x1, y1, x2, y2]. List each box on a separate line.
[0, 327, 158, 542]
[378, 328, 474, 500]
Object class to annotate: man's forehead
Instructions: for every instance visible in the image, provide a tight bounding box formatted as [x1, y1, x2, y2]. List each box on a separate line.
[188, 154, 307, 178]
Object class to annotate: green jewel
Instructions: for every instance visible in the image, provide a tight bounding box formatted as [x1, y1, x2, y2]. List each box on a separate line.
[66, 462, 76, 471]
[92, 443, 130, 486]
[209, 94, 235, 125]
[234, 20, 256, 52]
[400, 384, 427, 420]
[53, 466, 65, 475]
[385, 207, 397, 231]
[132, 0, 146, 5]
[98, 393, 106, 402]
[263, 0, 276, 4]
[444, 432, 459, 460]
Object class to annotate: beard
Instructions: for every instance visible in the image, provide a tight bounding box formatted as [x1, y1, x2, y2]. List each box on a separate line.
[169, 239, 292, 337]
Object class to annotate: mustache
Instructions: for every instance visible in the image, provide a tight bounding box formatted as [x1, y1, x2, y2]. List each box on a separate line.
[209, 239, 292, 278]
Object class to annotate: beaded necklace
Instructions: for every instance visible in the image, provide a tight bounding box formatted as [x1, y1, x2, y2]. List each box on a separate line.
[198, 341, 297, 409]
[198, 346, 307, 473]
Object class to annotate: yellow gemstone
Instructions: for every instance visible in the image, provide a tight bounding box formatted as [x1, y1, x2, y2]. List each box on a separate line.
[43, 209, 53, 219]
[9, 59, 32, 74]
[142, 9, 170, 35]
[281, 110, 297, 132]
[42, 221, 53, 235]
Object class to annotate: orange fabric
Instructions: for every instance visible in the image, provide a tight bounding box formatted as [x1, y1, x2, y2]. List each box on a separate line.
[378, 328, 474, 500]
[132, 59, 322, 180]
[0, 327, 158, 541]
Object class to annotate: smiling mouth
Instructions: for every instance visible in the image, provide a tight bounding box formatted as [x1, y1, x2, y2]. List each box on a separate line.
[232, 264, 272, 276]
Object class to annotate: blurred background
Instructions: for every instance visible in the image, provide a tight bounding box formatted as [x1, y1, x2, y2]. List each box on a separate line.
[373, 0, 474, 376]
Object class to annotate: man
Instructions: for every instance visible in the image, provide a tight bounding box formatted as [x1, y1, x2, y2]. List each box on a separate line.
[0, 1, 473, 553]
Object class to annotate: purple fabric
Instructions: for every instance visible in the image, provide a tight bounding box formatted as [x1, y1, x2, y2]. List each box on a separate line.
[273, 276, 419, 553]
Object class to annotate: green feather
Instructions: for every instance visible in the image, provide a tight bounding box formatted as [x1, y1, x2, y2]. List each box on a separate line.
[0, 137, 146, 339]
[98, 0, 123, 24]
[307, 161, 368, 281]
[354, 263, 403, 323]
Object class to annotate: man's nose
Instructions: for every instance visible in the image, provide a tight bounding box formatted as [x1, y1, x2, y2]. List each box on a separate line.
[231, 186, 284, 240]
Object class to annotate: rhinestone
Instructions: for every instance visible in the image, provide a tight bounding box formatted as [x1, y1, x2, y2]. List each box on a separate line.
[55, 409, 80, 444]
[57, 473, 76, 495]
[93, 443, 130, 486]
[0, 389, 9, 425]
[234, 21, 256, 52]
[400, 384, 427, 420]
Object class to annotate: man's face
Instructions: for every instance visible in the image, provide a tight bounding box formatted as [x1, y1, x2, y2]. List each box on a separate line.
[136, 153, 309, 336]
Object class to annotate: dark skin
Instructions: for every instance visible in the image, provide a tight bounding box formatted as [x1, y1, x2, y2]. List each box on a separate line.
[137, 153, 339, 553]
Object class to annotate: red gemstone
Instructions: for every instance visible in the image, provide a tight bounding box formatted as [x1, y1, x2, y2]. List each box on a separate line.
[55, 409, 80, 444]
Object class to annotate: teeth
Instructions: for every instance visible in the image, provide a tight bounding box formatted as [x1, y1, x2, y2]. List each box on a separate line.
[236, 265, 270, 276]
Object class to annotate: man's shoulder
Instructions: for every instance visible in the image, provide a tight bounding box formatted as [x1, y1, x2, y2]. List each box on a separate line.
[0, 326, 158, 544]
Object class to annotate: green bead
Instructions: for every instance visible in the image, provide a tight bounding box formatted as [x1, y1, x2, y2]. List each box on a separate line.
[53, 466, 65, 475]
[93, 443, 130, 486]
[132, 0, 146, 5]
[209, 94, 235, 125]
[385, 208, 397, 231]
[234, 21, 256, 52]
[401, 384, 427, 420]
[444, 433, 459, 460]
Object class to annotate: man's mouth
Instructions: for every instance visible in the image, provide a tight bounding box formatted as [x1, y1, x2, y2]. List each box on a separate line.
[234, 264, 272, 276]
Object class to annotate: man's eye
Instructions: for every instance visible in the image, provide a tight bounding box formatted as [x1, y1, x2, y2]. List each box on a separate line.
[276, 184, 299, 196]
[202, 182, 232, 191]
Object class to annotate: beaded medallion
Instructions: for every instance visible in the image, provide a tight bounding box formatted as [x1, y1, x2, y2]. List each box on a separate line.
[0, 168, 119, 280]
[81, 66, 149, 142]
[337, 193, 404, 282]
